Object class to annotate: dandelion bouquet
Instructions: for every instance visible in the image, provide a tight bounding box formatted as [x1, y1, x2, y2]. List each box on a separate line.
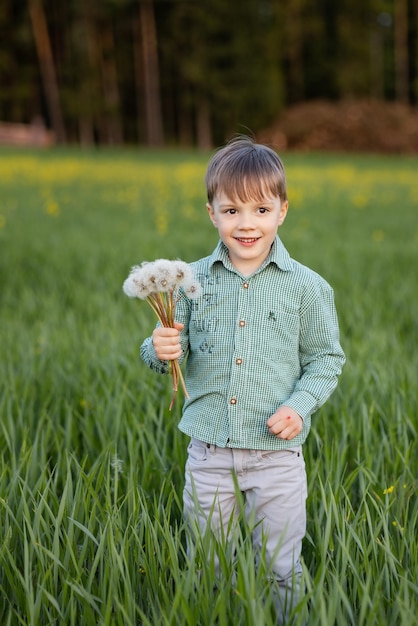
[123, 259, 202, 410]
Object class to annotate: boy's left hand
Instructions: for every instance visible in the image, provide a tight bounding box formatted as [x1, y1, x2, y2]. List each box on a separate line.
[267, 406, 303, 440]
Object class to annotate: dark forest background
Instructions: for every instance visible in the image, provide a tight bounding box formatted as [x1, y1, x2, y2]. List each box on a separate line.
[0, 0, 416, 147]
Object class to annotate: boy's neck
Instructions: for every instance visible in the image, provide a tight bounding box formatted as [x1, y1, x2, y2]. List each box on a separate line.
[227, 249, 272, 277]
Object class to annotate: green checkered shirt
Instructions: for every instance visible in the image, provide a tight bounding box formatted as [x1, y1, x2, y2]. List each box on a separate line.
[140, 236, 345, 450]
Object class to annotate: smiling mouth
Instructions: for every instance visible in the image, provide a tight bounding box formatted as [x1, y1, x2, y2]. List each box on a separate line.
[235, 237, 260, 243]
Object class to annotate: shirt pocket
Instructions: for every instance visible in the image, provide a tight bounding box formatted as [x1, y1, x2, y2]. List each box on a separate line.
[255, 310, 300, 364]
[256, 447, 302, 463]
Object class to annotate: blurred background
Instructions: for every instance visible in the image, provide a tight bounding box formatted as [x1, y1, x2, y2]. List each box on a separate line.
[0, 0, 417, 151]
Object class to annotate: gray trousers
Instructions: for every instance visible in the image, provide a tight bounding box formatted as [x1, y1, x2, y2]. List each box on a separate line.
[183, 439, 307, 624]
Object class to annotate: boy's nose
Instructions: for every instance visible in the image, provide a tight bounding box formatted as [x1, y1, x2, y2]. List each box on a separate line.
[238, 216, 254, 229]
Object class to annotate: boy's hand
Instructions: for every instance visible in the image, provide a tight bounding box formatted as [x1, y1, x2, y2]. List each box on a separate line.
[267, 406, 303, 440]
[152, 322, 184, 361]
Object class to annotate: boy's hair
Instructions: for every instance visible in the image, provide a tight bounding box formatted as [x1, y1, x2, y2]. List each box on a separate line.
[205, 136, 287, 204]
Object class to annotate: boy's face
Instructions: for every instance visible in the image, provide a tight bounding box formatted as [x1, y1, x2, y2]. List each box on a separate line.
[207, 192, 288, 276]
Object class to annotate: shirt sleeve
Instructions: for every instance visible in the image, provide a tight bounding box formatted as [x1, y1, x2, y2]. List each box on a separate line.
[284, 279, 346, 420]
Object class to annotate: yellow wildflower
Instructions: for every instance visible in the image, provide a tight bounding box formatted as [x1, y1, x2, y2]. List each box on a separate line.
[46, 200, 60, 216]
[372, 229, 385, 242]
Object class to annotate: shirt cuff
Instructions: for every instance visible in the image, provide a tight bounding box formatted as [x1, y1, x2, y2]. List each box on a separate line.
[284, 391, 318, 421]
[140, 337, 170, 374]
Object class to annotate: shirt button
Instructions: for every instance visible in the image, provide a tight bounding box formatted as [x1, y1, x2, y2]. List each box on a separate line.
[236, 358, 243, 365]
[239, 320, 245, 327]
[230, 398, 237, 405]
[242, 282, 249, 289]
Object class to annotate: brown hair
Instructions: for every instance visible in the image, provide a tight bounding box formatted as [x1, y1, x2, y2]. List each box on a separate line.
[205, 136, 287, 204]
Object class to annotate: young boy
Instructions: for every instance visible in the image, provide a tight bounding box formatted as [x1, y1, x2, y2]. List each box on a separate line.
[140, 136, 345, 623]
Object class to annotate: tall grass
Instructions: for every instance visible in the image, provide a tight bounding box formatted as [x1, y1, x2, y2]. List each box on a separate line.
[0, 148, 417, 624]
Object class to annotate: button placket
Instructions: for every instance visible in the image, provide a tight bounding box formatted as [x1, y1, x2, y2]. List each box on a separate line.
[228, 278, 251, 443]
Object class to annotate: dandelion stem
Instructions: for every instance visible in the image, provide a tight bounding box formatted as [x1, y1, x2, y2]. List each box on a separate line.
[169, 359, 188, 411]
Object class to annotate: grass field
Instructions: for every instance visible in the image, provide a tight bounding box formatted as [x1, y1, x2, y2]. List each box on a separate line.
[0, 148, 417, 625]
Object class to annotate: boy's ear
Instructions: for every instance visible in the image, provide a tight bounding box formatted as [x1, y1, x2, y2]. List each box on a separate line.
[278, 200, 289, 226]
[207, 203, 217, 227]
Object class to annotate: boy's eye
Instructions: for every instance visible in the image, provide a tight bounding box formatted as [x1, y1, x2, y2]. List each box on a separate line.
[225, 208, 237, 214]
[258, 207, 269, 214]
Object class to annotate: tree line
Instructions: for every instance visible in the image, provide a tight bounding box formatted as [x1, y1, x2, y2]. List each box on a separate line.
[0, 0, 416, 147]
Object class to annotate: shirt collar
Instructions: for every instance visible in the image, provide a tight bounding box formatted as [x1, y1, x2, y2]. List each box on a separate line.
[208, 236, 293, 274]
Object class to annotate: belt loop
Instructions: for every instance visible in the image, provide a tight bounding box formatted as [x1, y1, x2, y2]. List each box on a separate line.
[206, 442, 216, 455]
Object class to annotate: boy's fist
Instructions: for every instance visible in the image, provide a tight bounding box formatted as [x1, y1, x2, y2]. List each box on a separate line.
[267, 406, 303, 440]
[152, 322, 184, 361]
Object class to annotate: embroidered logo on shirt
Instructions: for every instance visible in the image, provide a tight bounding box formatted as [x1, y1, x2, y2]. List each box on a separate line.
[193, 317, 219, 333]
[268, 311, 277, 322]
[196, 272, 220, 287]
[199, 339, 214, 354]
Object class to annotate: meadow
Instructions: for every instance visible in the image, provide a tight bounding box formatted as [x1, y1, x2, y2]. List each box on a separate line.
[0, 147, 417, 625]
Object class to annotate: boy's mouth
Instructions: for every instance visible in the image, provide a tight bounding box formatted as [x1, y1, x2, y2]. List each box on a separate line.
[235, 237, 260, 244]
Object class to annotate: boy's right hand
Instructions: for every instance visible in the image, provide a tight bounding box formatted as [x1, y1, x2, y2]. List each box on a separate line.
[152, 322, 184, 361]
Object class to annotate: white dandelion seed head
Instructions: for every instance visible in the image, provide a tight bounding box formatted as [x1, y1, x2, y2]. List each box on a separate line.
[183, 279, 203, 300]
[173, 260, 193, 285]
[140, 265, 158, 288]
[152, 259, 178, 292]
[123, 265, 152, 299]
[122, 277, 137, 298]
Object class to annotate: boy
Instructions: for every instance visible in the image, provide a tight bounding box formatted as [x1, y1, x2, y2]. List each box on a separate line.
[140, 136, 345, 623]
